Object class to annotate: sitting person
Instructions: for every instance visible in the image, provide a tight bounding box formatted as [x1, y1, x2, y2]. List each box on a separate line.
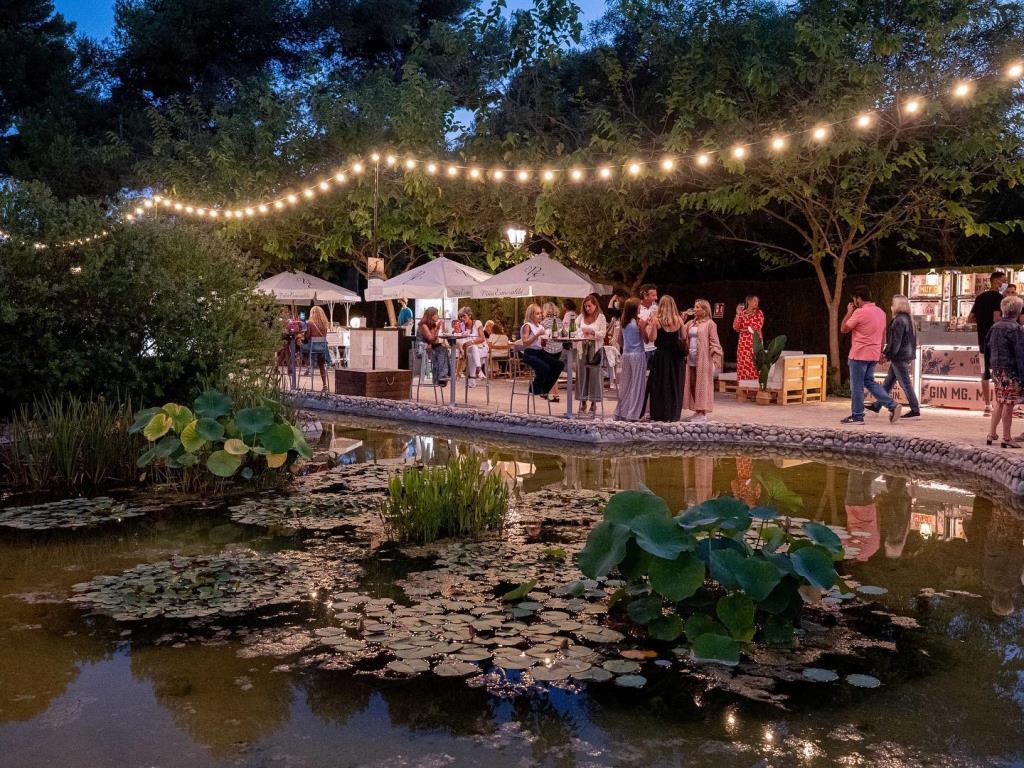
[455, 307, 487, 386]
[417, 307, 450, 386]
[521, 303, 564, 399]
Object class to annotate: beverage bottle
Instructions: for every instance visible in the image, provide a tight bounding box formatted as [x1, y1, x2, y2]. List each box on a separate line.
[569, 314, 577, 335]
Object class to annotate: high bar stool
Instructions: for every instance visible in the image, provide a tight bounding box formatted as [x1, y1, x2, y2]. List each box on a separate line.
[411, 341, 440, 404]
[509, 349, 552, 416]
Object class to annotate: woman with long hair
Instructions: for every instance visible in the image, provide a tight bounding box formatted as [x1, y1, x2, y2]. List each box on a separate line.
[682, 299, 723, 422]
[871, 294, 920, 418]
[646, 295, 686, 421]
[985, 294, 1024, 448]
[574, 293, 608, 416]
[614, 298, 648, 420]
[417, 307, 450, 386]
[521, 303, 564, 398]
[305, 305, 333, 390]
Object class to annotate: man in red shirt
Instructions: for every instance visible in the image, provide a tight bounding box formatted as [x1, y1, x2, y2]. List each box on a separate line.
[840, 286, 902, 424]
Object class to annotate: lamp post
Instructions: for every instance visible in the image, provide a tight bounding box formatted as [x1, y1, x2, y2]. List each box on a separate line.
[506, 227, 528, 328]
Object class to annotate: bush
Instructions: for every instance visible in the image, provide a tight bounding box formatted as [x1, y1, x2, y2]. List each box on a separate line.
[380, 455, 509, 544]
[577, 491, 846, 665]
[1, 394, 142, 489]
[130, 389, 312, 483]
[0, 218, 277, 413]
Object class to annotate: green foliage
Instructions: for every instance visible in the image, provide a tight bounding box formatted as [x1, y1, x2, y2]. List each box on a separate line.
[380, 454, 509, 544]
[752, 332, 786, 391]
[577, 490, 845, 665]
[0, 213, 278, 414]
[132, 389, 312, 482]
[0, 394, 141, 489]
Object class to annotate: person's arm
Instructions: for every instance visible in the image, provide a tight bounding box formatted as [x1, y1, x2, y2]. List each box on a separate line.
[590, 314, 607, 339]
[840, 304, 858, 334]
[521, 323, 542, 346]
[709, 322, 724, 368]
[967, 298, 978, 325]
[732, 308, 745, 332]
[750, 310, 764, 333]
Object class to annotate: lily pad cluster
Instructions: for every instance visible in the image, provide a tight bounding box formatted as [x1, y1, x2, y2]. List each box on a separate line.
[68, 550, 339, 621]
[130, 389, 313, 480]
[578, 491, 848, 665]
[0, 496, 149, 531]
[229, 493, 382, 532]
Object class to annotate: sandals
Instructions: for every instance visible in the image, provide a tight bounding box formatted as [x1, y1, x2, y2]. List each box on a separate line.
[987, 434, 1020, 449]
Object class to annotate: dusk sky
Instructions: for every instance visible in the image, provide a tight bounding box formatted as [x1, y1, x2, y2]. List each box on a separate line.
[54, 0, 609, 41]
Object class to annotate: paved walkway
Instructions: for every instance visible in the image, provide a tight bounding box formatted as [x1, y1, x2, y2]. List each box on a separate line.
[286, 371, 1000, 451]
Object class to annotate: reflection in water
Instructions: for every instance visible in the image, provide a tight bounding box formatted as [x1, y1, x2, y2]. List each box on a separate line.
[0, 418, 1022, 768]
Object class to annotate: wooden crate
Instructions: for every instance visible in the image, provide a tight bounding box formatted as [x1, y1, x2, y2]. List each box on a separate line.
[334, 368, 412, 400]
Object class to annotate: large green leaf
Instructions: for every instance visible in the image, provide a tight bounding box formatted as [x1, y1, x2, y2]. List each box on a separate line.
[195, 417, 226, 442]
[684, 613, 724, 643]
[790, 545, 840, 590]
[802, 521, 844, 558]
[732, 556, 783, 602]
[691, 633, 741, 665]
[709, 548, 745, 590]
[180, 420, 207, 453]
[235, 406, 275, 435]
[627, 595, 664, 624]
[259, 423, 296, 453]
[618, 539, 654, 581]
[153, 435, 181, 459]
[759, 576, 801, 615]
[716, 593, 756, 641]
[649, 552, 705, 602]
[291, 426, 313, 459]
[604, 491, 670, 524]
[500, 580, 537, 602]
[757, 471, 804, 514]
[207, 450, 242, 478]
[648, 614, 684, 641]
[630, 512, 692, 559]
[162, 403, 194, 434]
[577, 521, 632, 578]
[675, 495, 750, 531]
[761, 615, 795, 645]
[142, 413, 172, 442]
[760, 525, 788, 553]
[136, 445, 158, 468]
[223, 438, 250, 456]
[129, 407, 163, 434]
[194, 389, 233, 419]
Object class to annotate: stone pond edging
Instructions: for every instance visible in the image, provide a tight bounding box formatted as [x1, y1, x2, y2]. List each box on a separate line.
[288, 391, 1024, 497]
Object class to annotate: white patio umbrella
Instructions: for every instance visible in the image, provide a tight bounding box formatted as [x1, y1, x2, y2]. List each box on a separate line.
[471, 251, 612, 299]
[257, 270, 360, 324]
[368, 256, 492, 301]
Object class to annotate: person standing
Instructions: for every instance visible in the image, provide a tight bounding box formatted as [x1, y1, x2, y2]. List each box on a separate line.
[682, 299, 724, 422]
[841, 286, 902, 424]
[614, 298, 648, 420]
[636, 284, 659, 366]
[968, 270, 1007, 415]
[305, 305, 333, 391]
[870, 294, 921, 418]
[732, 295, 764, 382]
[647, 295, 686, 422]
[574, 293, 607, 416]
[396, 298, 414, 328]
[984, 294, 1024, 448]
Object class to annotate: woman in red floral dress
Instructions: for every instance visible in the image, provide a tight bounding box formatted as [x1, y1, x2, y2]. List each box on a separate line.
[732, 295, 765, 382]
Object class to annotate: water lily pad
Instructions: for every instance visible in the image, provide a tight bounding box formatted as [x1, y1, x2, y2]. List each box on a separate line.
[434, 660, 479, 677]
[602, 659, 641, 675]
[856, 585, 889, 596]
[845, 673, 882, 688]
[0, 497, 150, 531]
[802, 667, 839, 683]
[614, 674, 647, 688]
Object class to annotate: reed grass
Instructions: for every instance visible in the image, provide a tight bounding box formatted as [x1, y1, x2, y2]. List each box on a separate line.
[380, 454, 509, 544]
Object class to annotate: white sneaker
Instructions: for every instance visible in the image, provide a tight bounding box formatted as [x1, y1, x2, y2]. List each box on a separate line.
[690, 414, 709, 423]
[468, 378, 477, 388]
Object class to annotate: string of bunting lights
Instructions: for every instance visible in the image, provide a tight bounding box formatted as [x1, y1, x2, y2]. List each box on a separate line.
[5, 61, 1024, 251]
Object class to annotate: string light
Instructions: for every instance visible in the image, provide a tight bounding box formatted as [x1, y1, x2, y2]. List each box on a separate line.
[627, 162, 642, 176]
[903, 98, 922, 115]
[695, 152, 711, 167]
[469, 167, 481, 179]
[571, 168, 584, 181]
[516, 170, 530, 182]
[953, 80, 973, 98]
[770, 135, 787, 151]
[855, 112, 874, 128]
[598, 166, 612, 179]
[732, 145, 748, 159]
[385, 155, 397, 166]
[370, 152, 381, 163]
[404, 158, 416, 170]
[1007, 63, 1023, 79]
[352, 162, 364, 174]
[542, 169, 555, 182]
[426, 162, 438, 174]
[811, 124, 830, 142]
[446, 165, 458, 177]
[492, 168, 505, 181]
[660, 157, 675, 171]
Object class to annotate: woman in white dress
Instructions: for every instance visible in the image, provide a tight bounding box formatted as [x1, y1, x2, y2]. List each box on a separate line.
[574, 293, 608, 416]
[456, 307, 488, 386]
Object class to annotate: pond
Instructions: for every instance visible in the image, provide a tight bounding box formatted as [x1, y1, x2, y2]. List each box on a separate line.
[0, 417, 1021, 768]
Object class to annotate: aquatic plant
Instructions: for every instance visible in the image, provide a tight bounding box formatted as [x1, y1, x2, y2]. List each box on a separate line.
[577, 491, 845, 665]
[1, 394, 141, 489]
[130, 389, 312, 481]
[380, 454, 509, 544]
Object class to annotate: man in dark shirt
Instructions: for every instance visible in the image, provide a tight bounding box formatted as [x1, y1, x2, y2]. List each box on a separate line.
[968, 270, 1006, 414]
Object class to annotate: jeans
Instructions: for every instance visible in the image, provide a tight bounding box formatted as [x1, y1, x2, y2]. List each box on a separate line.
[849, 358, 896, 419]
[523, 348, 564, 394]
[882, 359, 920, 413]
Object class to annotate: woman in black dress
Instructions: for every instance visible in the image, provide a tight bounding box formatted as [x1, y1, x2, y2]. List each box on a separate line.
[646, 295, 685, 421]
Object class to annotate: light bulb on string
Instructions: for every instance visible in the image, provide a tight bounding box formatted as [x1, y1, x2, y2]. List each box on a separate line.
[770, 135, 787, 151]
[335, 172, 346, 183]
[287, 194, 298, 204]
[446, 165, 458, 177]
[143, 199, 153, 208]
[426, 162, 438, 174]
[855, 112, 874, 129]
[732, 145, 747, 159]
[385, 155, 396, 166]
[134, 207, 144, 215]
[542, 169, 555, 182]
[209, 209, 219, 218]
[493, 169, 505, 182]
[598, 166, 612, 179]
[404, 158, 416, 170]
[258, 204, 268, 214]
[185, 206, 194, 213]
[245, 208, 255, 217]
[695, 153, 711, 168]
[318, 181, 330, 191]
[1007, 62, 1023, 79]
[953, 80, 973, 98]
[627, 162, 642, 176]
[660, 157, 675, 171]
[516, 170, 530, 182]
[370, 152, 380, 163]
[811, 125, 830, 142]
[174, 203, 183, 211]
[352, 162, 364, 174]
[303, 188, 315, 198]
[469, 167, 481, 179]
[570, 168, 584, 182]
[273, 201, 283, 210]
[902, 98, 922, 116]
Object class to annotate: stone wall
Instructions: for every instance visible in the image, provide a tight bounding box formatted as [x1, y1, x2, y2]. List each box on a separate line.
[290, 391, 1024, 498]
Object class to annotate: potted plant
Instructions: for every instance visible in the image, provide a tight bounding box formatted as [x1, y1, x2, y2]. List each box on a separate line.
[752, 331, 787, 405]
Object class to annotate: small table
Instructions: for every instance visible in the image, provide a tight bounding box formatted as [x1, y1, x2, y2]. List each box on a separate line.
[549, 335, 599, 418]
[439, 333, 474, 406]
